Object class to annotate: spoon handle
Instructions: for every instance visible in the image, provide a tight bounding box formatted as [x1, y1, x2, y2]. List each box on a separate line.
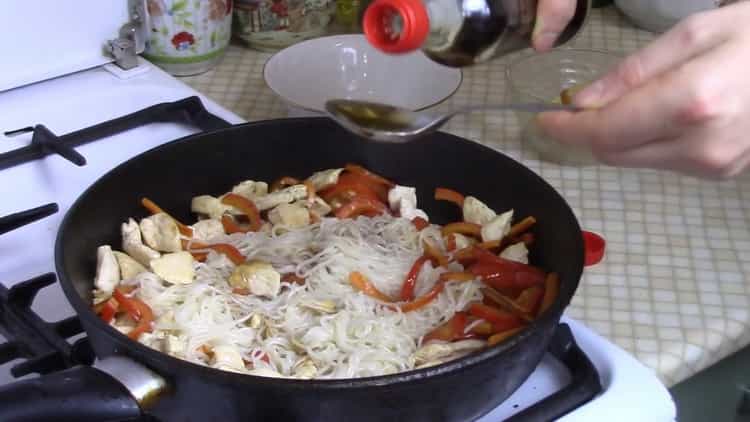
[459, 103, 582, 114]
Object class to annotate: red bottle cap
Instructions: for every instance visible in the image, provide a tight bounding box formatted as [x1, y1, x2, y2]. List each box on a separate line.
[363, 0, 430, 54]
[582, 231, 605, 266]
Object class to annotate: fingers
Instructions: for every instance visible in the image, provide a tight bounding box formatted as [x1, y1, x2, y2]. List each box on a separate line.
[537, 40, 734, 152]
[574, 8, 733, 108]
[532, 0, 576, 51]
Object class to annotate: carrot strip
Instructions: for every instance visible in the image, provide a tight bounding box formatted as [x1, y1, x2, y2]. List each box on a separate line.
[434, 187, 465, 207]
[480, 287, 533, 322]
[349, 272, 394, 302]
[422, 240, 449, 267]
[182, 239, 245, 265]
[190, 251, 209, 262]
[232, 287, 251, 295]
[141, 197, 193, 237]
[487, 327, 524, 346]
[506, 216, 536, 240]
[439, 272, 476, 282]
[304, 179, 316, 202]
[538, 273, 559, 316]
[221, 214, 252, 234]
[442, 222, 482, 238]
[400, 282, 445, 312]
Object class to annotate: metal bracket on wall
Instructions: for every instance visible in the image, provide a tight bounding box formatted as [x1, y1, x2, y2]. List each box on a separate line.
[106, 0, 148, 70]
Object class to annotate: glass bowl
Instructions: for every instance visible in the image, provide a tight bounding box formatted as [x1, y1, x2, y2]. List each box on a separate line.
[506, 48, 622, 165]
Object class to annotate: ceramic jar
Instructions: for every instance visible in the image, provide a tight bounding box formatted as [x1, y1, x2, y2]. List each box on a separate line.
[232, 0, 333, 51]
[143, 0, 233, 76]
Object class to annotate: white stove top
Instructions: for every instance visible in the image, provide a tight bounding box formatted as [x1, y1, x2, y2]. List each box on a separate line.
[0, 59, 675, 422]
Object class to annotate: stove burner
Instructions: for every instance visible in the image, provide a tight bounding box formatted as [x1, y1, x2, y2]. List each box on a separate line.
[0, 96, 232, 170]
[0, 203, 58, 235]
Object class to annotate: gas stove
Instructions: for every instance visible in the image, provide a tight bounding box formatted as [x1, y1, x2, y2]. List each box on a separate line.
[0, 2, 675, 421]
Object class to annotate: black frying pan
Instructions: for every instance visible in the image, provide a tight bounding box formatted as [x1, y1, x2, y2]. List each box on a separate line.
[0, 118, 584, 422]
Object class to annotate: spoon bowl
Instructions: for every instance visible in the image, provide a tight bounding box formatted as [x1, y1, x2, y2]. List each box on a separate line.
[325, 99, 580, 142]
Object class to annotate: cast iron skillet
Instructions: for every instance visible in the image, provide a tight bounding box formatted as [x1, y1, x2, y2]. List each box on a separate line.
[0, 118, 584, 422]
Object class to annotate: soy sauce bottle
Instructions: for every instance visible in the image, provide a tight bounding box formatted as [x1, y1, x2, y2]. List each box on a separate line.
[362, 0, 590, 67]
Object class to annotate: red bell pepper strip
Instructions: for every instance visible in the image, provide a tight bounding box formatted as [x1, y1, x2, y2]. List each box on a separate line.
[220, 193, 262, 232]
[423, 312, 469, 343]
[113, 288, 154, 340]
[349, 271, 394, 303]
[344, 163, 395, 188]
[141, 197, 193, 237]
[411, 217, 429, 231]
[400, 256, 429, 301]
[282, 273, 306, 285]
[468, 303, 523, 332]
[335, 197, 389, 219]
[434, 187, 465, 207]
[96, 297, 119, 323]
[183, 239, 245, 265]
[538, 273, 559, 316]
[221, 214, 252, 234]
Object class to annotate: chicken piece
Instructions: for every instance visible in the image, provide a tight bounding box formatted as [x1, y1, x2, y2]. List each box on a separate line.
[254, 184, 307, 211]
[191, 219, 225, 242]
[463, 196, 496, 225]
[112, 251, 147, 280]
[150, 251, 195, 285]
[229, 260, 281, 298]
[247, 367, 286, 378]
[307, 168, 344, 190]
[299, 299, 337, 314]
[139, 213, 181, 252]
[94, 245, 120, 296]
[122, 218, 161, 267]
[293, 358, 318, 379]
[480, 210, 514, 242]
[211, 345, 247, 373]
[190, 195, 233, 220]
[414, 339, 486, 366]
[268, 202, 310, 228]
[231, 180, 269, 199]
[165, 334, 187, 356]
[303, 197, 332, 219]
[453, 233, 476, 250]
[499, 242, 529, 264]
[248, 313, 263, 329]
[388, 185, 429, 221]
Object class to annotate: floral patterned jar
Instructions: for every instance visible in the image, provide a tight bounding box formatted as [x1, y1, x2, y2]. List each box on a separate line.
[143, 0, 233, 76]
[232, 0, 333, 51]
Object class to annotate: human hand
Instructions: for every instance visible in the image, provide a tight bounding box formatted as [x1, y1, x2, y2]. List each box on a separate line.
[537, 3, 750, 179]
[532, 0, 578, 51]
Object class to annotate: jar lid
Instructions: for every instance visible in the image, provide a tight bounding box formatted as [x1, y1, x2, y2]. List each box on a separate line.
[362, 0, 430, 53]
[583, 230, 605, 266]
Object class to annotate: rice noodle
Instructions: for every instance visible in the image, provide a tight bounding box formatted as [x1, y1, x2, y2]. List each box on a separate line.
[124, 215, 483, 378]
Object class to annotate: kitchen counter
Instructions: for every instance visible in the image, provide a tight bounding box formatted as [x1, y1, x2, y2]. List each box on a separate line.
[179, 6, 750, 387]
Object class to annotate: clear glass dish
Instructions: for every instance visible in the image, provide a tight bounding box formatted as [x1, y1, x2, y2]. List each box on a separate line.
[506, 48, 622, 165]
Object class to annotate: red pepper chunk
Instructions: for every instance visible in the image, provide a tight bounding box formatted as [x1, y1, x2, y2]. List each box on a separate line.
[113, 288, 154, 340]
[344, 164, 395, 188]
[401, 256, 429, 301]
[411, 217, 429, 231]
[335, 197, 389, 219]
[468, 303, 523, 332]
[220, 193, 262, 232]
[423, 312, 469, 343]
[96, 297, 119, 323]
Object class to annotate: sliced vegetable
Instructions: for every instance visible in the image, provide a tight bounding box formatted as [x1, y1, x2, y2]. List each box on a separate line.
[506, 216, 536, 240]
[467, 246, 546, 289]
[538, 273, 559, 316]
[487, 327, 524, 346]
[422, 240, 448, 267]
[423, 312, 469, 343]
[441, 222, 482, 238]
[220, 193, 262, 232]
[445, 234, 457, 252]
[335, 197, 389, 219]
[515, 286, 544, 315]
[349, 271, 393, 303]
[113, 288, 154, 340]
[221, 214, 252, 234]
[434, 187, 465, 207]
[439, 272, 476, 282]
[183, 239, 245, 265]
[282, 273, 306, 285]
[401, 256, 429, 301]
[468, 303, 523, 332]
[319, 175, 382, 205]
[303, 179, 316, 202]
[399, 281, 445, 312]
[344, 163, 395, 188]
[411, 216, 429, 231]
[141, 197, 193, 237]
[96, 297, 119, 323]
[270, 176, 301, 192]
[480, 287, 532, 322]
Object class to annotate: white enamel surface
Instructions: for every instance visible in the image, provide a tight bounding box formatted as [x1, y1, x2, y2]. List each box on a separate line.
[263, 34, 462, 112]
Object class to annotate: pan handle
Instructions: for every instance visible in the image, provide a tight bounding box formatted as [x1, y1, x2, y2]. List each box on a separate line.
[0, 356, 166, 422]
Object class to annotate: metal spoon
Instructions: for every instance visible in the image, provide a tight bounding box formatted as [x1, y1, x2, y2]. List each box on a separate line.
[324, 99, 581, 143]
